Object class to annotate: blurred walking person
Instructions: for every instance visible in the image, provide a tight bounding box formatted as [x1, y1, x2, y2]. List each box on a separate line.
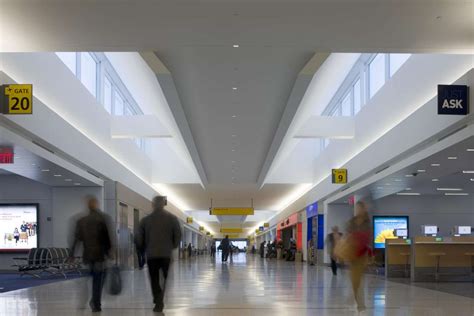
[259, 241, 266, 258]
[70, 196, 113, 313]
[135, 196, 181, 313]
[220, 235, 230, 262]
[210, 243, 216, 258]
[346, 201, 371, 312]
[326, 226, 343, 275]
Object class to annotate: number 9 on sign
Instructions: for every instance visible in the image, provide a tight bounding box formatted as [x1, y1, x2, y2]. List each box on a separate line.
[332, 169, 347, 184]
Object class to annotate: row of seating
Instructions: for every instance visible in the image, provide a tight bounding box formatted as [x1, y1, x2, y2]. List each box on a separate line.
[12, 247, 82, 278]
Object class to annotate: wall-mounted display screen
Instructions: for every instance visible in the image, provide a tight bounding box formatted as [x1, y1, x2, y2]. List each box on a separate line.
[373, 216, 409, 249]
[0, 204, 38, 252]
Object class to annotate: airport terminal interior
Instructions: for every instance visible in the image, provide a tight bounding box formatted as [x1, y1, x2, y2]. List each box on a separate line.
[0, 1, 473, 315]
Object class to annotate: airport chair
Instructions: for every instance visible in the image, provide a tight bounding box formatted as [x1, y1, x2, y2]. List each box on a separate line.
[12, 248, 40, 278]
[428, 252, 446, 282]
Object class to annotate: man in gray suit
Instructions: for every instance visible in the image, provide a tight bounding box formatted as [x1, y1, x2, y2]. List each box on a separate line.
[135, 196, 181, 313]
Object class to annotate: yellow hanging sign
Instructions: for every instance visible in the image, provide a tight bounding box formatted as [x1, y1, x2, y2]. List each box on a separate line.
[2, 84, 33, 114]
[332, 168, 348, 184]
[210, 207, 254, 215]
[220, 228, 243, 233]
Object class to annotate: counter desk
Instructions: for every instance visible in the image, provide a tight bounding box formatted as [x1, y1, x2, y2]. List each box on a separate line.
[411, 236, 474, 282]
[385, 239, 412, 278]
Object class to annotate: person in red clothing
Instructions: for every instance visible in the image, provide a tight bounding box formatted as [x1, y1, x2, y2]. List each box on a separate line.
[346, 201, 371, 312]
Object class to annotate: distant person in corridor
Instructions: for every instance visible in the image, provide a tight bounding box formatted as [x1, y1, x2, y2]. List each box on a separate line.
[135, 196, 182, 313]
[326, 226, 343, 275]
[260, 241, 266, 258]
[220, 235, 230, 262]
[70, 196, 113, 313]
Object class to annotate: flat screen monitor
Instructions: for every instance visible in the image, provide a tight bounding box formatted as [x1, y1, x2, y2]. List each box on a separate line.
[0, 204, 38, 252]
[423, 225, 438, 235]
[395, 229, 408, 238]
[373, 216, 409, 249]
[456, 226, 472, 235]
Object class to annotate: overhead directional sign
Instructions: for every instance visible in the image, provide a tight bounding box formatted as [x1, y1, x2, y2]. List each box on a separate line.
[210, 207, 254, 216]
[1, 84, 33, 114]
[332, 169, 348, 184]
[186, 217, 193, 224]
[220, 228, 243, 233]
[199, 226, 205, 231]
[264, 223, 270, 228]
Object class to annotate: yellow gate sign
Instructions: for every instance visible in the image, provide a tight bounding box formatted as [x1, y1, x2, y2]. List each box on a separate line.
[186, 217, 193, 224]
[332, 168, 348, 184]
[2, 84, 33, 114]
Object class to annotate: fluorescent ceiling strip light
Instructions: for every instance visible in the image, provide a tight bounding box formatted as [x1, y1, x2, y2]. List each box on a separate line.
[437, 188, 462, 191]
[467, 149, 474, 152]
[462, 171, 474, 174]
[448, 157, 458, 160]
[445, 193, 469, 196]
[431, 163, 440, 167]
[396, 192, 420, 196]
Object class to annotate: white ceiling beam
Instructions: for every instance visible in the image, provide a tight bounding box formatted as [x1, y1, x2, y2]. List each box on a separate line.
[294, 116, 355, 139]
[110, 115, 172, 139]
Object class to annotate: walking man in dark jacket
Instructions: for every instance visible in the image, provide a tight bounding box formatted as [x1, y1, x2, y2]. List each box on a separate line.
[71, 196, 113, 313]
[135, 196, 182, 313]
[220, 235, 230, 262]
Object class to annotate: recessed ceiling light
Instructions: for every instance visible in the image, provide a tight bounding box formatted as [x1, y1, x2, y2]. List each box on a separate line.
[431, 163, 440, 167]
[448, 157, 457, 160]
[54, 174, 62, 177]
[64, 179, 72, 182]
[232, 87, 238, 90]
[232, 115, 237, 118]
[445, 192, 469, 196]
[232, 161, 236, 163]
[41, 169, 50, 172]
[470, 178, 474, 182]
[405, 188, 412, 191]
[397, 192, 421, 196]
[405, 174, 414, 177]
[462, 171, 474, 174]
[74, 183, 81, 186]
[417, 169, 426, 173]
[233, 44, 239, 48]
[467, 149, 474, 152]
[385, 183, 391, 186]
[31, 163, 36, 166]
[432, 179, 439, 182]
[232, 135, 237, 137]
[394, 179, 402, 182]
[437, 188, 462, 191]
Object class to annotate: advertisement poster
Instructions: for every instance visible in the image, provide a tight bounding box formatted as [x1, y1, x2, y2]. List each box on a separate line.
[0, 205, 38, 251]
[373, 216, 408, 249]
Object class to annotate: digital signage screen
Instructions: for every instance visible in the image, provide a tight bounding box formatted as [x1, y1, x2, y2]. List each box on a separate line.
[373, 216, 408, 249]
[0, 204, 38, 252]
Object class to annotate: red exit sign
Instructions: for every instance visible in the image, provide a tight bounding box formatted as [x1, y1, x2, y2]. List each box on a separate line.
[0, 147, 14, 164]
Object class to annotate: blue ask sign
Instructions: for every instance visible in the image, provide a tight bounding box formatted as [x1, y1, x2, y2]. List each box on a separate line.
[438, 85, 469, 115]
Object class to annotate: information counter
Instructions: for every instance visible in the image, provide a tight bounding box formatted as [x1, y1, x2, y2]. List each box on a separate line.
[411, 236, 474, 282]
[385, 239, 412, 278]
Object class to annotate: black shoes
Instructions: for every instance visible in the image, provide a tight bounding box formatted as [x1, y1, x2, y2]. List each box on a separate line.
[153, 303, 164, 313]
[89, 301, 102, 313]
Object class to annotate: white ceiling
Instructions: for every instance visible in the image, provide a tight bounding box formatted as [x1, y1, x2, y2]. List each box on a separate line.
[0, 144, 100, 188]
[0, 0, 472, 228]
[333, 136, 474, 203]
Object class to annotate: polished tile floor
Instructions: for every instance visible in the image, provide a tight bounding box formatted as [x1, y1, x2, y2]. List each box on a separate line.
[1, 253, 473, 316]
